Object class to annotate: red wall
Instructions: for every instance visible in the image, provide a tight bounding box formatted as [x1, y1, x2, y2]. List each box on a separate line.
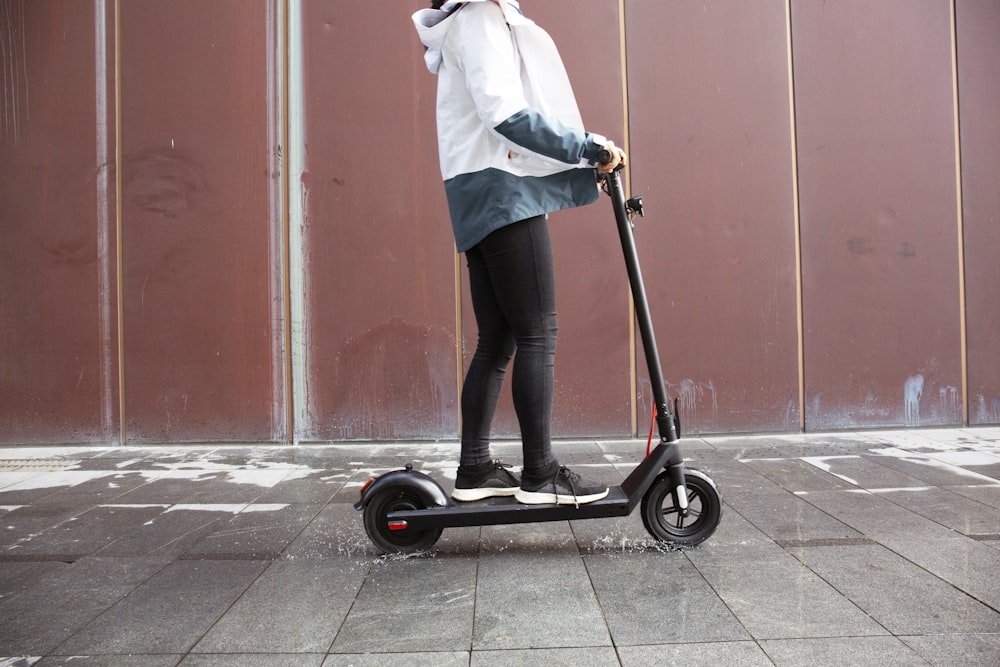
[1, 1, 118, 443]
[1, 0, 996, 444]
[957, 0, 1000, 425]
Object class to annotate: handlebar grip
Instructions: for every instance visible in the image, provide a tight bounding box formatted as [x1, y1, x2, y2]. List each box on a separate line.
[597, 148, 614, 165]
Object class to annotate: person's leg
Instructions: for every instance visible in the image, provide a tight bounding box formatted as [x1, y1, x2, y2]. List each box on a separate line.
[459, 244, 515, 468]
[471, 216, 557, 477]
[453, 244, 520, 501]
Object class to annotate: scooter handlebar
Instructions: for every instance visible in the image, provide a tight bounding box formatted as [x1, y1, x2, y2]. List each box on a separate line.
[597, 147, 625, 172]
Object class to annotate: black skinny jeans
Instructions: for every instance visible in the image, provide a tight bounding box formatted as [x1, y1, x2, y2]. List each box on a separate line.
[461, 215, 557, 478]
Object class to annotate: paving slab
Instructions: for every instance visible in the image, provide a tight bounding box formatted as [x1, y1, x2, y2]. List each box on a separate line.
[871, 485, 1000, 536]
[583, 551, 749, 645]
[322, 652, 467, 667]
[618, 641, 773, 666]
[473, 524, 610, 650]
[0, 471, 115, 505]
[758, 636, 925, 665]
[949, 483, 1000, 510]
[192, 558, 368, 654]
[900, 633, 1000, 665]
[861, 447, 1000, 488]
[111, 470, 285, 505]
[787, 543, 1000, 635]
[35, 657, 183, 666]
[741, 456, 857, 492]
[95, 506, 229, 558]
[329, 555, 477, 654]
[0, 556, 171, 655]
[182, 503, 323, 560]
[0, 504, 86, 547]
[53, 559, 268, 655]
[4, 504, 169, 560]
[471, 646, 620, 666]
[799, 453, 931, 490]
[686, 543, 888, 639]
[180, 656, 325, 667]
[284, 502, 378, 559]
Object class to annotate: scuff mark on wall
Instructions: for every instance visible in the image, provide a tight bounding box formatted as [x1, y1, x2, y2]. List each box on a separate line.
[904, 374, 924, 426]
[976, 395, 1000, 423]
[938, 385, 959, 421]
[327, 318, 455, 440]
[0, 0, 29, 145]
[669, 378, 718, 431]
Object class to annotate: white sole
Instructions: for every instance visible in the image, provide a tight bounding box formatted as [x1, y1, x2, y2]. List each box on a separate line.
[451, 487, 518, 502]
[514, 488, 610, 505]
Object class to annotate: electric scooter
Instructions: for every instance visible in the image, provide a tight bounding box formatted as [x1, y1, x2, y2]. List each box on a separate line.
[355, 163, 722, 554]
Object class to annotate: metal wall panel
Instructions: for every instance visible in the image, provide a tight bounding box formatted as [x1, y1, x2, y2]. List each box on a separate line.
[119, 1, 283, 442]
[296, 0, 460, 440]
[459, 0, 633, 440]
[625, 0, 800, 434]
[957, 0, 1000, 425]
[792, 0, 962, 429]
[0, 1, 118, 444]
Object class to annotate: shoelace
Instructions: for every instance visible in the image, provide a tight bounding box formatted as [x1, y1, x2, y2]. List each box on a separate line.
[492, 460, 518, 484]
[556, 466, 582, 508]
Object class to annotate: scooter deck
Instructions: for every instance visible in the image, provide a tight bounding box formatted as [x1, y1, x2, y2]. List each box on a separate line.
[386, 440, 683, 531]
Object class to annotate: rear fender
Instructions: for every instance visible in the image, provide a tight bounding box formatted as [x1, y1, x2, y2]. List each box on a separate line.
[353, 467, 451, 511]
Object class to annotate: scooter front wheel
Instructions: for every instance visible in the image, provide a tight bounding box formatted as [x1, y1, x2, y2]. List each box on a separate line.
[641, 468, 722, 546]
[363, 485, 443, 555]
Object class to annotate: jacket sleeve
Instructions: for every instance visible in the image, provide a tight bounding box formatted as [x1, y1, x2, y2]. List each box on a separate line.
[451, 3, 604, 166]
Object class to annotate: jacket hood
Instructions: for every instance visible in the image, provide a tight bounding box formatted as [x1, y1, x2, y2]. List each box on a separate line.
[412, 0, 523, 74]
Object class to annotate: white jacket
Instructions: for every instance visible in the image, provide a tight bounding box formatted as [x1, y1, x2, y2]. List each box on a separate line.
[413, 0, 605, 251]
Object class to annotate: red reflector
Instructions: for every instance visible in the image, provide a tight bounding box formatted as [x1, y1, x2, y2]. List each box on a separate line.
[359, 477, 374, 494]
[387, 520, 408, 531]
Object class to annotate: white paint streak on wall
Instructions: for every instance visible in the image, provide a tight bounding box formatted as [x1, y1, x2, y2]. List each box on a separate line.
[904, 374, 924, 426]
[95, 0, 114, 435]
[938, 385, 959, 420]
[975, 395, 1000, 423]
[675, 378, 718, 429]
[288, 0, 310, 443]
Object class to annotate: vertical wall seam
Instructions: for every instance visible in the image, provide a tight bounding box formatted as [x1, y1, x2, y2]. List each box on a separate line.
[619, 0, 637, 437]
[282, 0, 294, 442]
[287, 0, 308, 444]
[114, 0, 126, 445]
[785, 0, 806, 432]
[949, 0, 969, 425]
[95, 0, 114, 439]
[267, 0, 292, 443]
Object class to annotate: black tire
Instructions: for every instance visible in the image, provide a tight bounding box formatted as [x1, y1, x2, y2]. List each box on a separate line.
[641, 468, 722, 546]
[363, 485, 443, 555]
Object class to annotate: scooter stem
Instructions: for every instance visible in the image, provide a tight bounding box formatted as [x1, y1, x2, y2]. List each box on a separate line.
[605, 169, 679, 444]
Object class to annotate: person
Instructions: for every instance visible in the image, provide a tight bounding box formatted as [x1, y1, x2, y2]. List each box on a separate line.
[412, 0, 627, 505]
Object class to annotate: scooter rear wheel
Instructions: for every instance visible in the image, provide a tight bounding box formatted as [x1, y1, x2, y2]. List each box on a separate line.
[363, 485, 443, 555]
[641, 468, 722, 546]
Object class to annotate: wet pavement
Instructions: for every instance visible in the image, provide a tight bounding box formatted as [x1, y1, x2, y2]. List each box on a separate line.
[1, 427, 999, 666]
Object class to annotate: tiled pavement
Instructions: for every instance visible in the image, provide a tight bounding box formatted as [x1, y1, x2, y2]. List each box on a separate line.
[1, 427, 999, 666]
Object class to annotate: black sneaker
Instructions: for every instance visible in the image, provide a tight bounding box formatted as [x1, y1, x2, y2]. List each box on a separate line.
[515, 466, 609, 506]
[452, 461, 520, 502]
